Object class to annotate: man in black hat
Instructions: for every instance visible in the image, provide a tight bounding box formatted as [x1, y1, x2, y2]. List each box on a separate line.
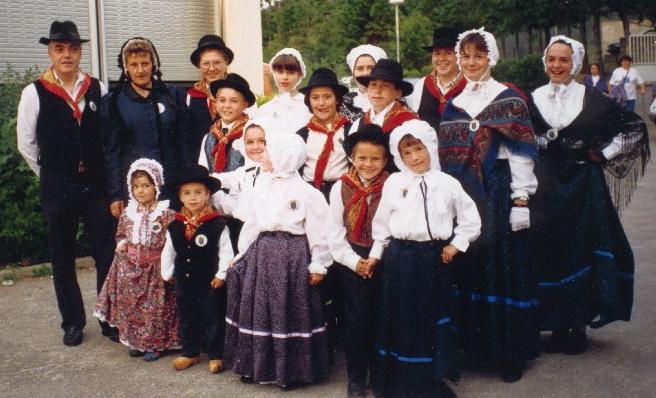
[17, 21, 116, 346]
[187, 35, 236, 158]
[409, 27, 466, 131]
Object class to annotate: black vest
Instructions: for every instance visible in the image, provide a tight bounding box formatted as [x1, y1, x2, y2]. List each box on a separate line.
[188, 96, 213, 160]
[34, 78, 104, 176]
[168, 216, 227, 286]
[417, 86, 442, 132]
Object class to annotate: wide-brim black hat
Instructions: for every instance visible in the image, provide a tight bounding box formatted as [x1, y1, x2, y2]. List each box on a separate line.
[39, 21, 89, 45]
[343, 124, 390, 158]
[166, 164, 221, 195]
[355, 59, 413, 96]
[422, 27, 459, 52]
[299, 68, 349, 97]
[190, 34, 234, 67]
[209, 73, 256, 107]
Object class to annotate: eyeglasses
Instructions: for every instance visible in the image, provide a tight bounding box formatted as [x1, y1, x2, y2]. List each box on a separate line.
[200, 60, 225, 70]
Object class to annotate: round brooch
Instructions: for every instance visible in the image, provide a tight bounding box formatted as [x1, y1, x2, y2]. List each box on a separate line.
[546, 128, 559, 141]
[157, 103, 166, 114]
[195, 234, 208, 247]
[469, 119, 480, 132]
[150, 222, 162, 233]
[88, 101, 97, 112]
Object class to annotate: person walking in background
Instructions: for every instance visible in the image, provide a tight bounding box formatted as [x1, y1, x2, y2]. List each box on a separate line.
[583, 63, 609, 94]
[17, 20, 116, 346]
[610, 55, 646, 112]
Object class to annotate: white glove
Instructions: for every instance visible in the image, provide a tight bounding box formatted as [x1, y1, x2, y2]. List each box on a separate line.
[509, 207, 530, 231]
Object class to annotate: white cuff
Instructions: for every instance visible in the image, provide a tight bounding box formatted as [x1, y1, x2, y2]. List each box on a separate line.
[369, 240, 387, 260]
[450, 235, 471, 253]
[308, 261, 329, 275]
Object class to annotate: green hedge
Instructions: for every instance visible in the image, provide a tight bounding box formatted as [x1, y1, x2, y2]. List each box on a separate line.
[494, 54, 549, 95]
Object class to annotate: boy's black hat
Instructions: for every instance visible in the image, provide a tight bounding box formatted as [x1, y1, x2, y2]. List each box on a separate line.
[190, 34, 234, 67]
[299, 68, 349, 97]
[209, 73, 256, 107]
[423, 27, 459, 52]
[355, 59, 413, 96]
[343, 124, 390, 158]
[39, 21, 89, 45]
[166, 164, 221, 195]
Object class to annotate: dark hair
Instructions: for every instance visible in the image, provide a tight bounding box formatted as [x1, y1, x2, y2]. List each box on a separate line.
[271, 54, 302, 73]
[589, 63, 601, 72]
[352, 140, 388, 158]
[303, 86, 344, 112]
[130, 170, 155, 185]
[620, 55, 633, 63]
[398, 134, 424, 151]
[459, 33, 488, 54]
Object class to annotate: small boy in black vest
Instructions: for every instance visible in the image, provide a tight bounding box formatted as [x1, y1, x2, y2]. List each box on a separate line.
[161, 164, 233, 373]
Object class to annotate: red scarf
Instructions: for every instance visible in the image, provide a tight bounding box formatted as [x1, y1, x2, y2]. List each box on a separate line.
[175, 207, 221, 240]
[38, 66, 92, 124]
[307, 114, 349, 188]
[210, 114, 249, 173]
[424, 73, 466, 115]
[362, 101, 418, 133]
[188, 80, 216, 119]
[340, 167, 388, 245]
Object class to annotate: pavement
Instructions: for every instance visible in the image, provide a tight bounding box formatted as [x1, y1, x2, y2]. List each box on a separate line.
[1, 124, 655, 398]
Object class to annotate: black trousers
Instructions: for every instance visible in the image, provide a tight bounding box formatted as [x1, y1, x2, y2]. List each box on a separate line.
[39, 170, 116, 331]
[176, 282, 226, 359]
[338, 244, 380, 384]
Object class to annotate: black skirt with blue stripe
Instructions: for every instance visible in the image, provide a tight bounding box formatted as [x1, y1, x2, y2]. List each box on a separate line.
[374, 238, 458, 398]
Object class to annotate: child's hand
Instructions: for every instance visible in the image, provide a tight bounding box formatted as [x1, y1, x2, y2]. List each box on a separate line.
[210, 277, 225, 289]
[165, 276, 175, 284]
[355, 258, 369, 278]
[308, 273, 324, 286]
[259, 151, 273, 172]
[441, 245, 459, 264]
[228, 260, 236, 269]
[115, 241, 127, 253]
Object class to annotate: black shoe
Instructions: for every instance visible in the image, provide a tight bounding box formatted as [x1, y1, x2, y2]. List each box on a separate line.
[347, 381, 366, 398]
[240, 375, 254, 384]
[543, 330, 569, 353]
[565, 329, 589, 355]
[500, 362, 523, 383]
[128, 349, 145, 357]
[63, 326, 83, 346]
[101, 325, 119, 343]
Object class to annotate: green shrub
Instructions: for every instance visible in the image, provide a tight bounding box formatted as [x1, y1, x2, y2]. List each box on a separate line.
[494, 54, 549, 95]
[32, 264, 52, 278]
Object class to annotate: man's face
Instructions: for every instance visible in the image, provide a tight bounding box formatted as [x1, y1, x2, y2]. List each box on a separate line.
[48, 41, 82, 76]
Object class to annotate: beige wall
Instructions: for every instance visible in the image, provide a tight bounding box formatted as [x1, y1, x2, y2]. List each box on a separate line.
[601, 18, 654, 53]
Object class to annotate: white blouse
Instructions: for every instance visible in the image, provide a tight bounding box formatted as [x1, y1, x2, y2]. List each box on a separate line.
[256, 92, 312, 135]
[370, 169, 481, 260]
[302, 125, 350, 183]
[121, 200, 171, 246]
[160, 227, 234, 281]
[235, 173, 333, 275]
[211, 164, 261, 221]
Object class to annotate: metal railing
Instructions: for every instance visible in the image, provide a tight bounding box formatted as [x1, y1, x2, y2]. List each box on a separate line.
[628, 34, 656, 64]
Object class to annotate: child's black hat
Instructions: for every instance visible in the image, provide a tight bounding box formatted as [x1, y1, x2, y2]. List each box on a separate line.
[166, 164, 221, 194]
[343, 124, 390, 158]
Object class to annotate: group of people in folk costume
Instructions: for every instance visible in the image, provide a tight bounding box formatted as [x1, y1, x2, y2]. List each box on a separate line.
[17, 20, 650, 398]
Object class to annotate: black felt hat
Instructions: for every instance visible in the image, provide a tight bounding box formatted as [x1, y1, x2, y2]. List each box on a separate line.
[167, 164, 221, 195]
[299, 68, 350, 97]
[355, 59, 414, 96]
[209, 73, 256, 107]
[343, 124, 390, 158]
[423, 27, 460, 52]
[190, 34, 234, 67]
[39, 21, 89, 45]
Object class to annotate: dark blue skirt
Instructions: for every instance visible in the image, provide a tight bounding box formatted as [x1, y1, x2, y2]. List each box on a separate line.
[374, 238, 458, 397]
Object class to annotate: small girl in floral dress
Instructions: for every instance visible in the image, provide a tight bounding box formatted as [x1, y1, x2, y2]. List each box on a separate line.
[95, 158, 180, 361]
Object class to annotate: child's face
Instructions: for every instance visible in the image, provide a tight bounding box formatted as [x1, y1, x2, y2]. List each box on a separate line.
[178, 182, 210, 214]
[352, 142, 387, 182]
[367, 79, 402, 113]
[273, 68, 301, 92]
[215, 87, 247, 123]
[244, 126, 267, 162]
[308, 86, 337, 122]
[399, 139, 430, 174]
[131, 175, 156, 205]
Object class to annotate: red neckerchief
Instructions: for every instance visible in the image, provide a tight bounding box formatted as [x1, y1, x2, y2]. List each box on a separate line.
[38, 66, 92, 124]
[175, 207, 221, 240]
[307, 114, 349, 188]
[424, 73, 466, 115]
[362, 101, 418, 133]
[340, 167, 388, 242]
[188, 80, 216, 119]
[210, 114, 249, 173]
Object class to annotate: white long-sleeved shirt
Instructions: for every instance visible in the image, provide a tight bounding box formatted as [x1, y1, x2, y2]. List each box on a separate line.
[210, 164, 261, 220]
[17, 71, 107, 176]
[160, 227, 233, 281]
[370, 169, 481, 260]
[235, 173, 333, 275]
[609, 66, 644, 101]
[301, 125, 350, 183]
[256, 92, 311, 135]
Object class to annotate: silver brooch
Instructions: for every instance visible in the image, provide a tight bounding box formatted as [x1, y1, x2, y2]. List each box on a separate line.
[195, 234, 208, 247]
[150, 222, 162, 233]
[469, 119, 480, 132]
[88, 101, 97, 112]
[546, 128, 559, 141]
